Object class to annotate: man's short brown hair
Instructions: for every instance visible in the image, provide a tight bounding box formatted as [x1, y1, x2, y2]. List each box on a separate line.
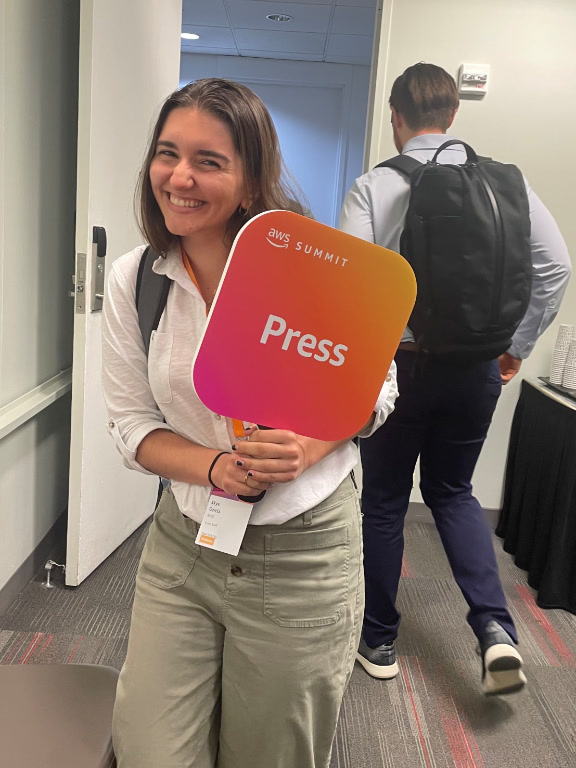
[389, 63, 459, 132]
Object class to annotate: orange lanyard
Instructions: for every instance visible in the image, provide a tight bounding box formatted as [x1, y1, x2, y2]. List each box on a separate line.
[181, 246, 245, 439]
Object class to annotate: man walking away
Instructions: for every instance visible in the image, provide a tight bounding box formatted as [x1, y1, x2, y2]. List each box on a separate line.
[340, 63, 571, 696]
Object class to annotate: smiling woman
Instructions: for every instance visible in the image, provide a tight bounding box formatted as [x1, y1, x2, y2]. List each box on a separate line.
[101, 77, 399, 768]
[149, 108, 250, 249]
[137, 78, 306, 256]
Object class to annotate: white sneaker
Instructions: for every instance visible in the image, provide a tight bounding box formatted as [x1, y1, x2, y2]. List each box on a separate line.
[356, 636, 399, 679]
[480, 621, 527, 696]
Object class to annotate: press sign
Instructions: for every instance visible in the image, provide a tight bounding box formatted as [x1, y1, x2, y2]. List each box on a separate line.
[192, 210, 416, 441]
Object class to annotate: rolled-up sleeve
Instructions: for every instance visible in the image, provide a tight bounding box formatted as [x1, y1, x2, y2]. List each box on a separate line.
[101, 252, 172, 473]
[356, 361, 399, 438]
[508, 184, 572, 359]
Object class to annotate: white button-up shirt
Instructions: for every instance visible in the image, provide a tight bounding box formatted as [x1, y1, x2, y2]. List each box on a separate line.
[102, 244, 398, 525]
[340, 134, 572, 359]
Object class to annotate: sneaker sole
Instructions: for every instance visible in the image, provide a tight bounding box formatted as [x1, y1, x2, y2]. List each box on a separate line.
[482, 644, 527, 696]
[356, 652, 399, 680]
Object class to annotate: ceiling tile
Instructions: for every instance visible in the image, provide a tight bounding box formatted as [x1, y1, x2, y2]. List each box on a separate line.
[181, 47, 240, 57]
[182, 0, 229, 27]
[182, 25, 237, 48]
[235, 29, 326, 54]
[239, 50, 325, 61]
[335, 0, 377, 6]
[181, 0, 379, 63]
[326, 33, 372, 57]
[227, 1, 332, 33]
[325, 53, 371, 65]
[228, 0, 333, 5]
[331, 5, 375, 36]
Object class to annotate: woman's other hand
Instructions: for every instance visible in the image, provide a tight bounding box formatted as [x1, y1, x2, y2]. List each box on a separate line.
[210, 448, 272, 497]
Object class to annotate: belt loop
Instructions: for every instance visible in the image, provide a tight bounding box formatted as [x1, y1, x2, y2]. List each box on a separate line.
[303, 509, 313, 527]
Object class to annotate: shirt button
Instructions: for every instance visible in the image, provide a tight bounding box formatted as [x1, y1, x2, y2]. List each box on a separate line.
[108, 420, 115, 428]
[215, 414, 222, 420]
[230, 566, 243, 577]
[386, 375, 392, 382]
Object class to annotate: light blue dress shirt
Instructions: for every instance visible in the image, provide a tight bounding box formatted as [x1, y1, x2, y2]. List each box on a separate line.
[339, 134, 572, 359]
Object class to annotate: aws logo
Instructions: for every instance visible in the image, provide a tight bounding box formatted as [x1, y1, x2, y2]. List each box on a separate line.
[266, 228, 290, 248]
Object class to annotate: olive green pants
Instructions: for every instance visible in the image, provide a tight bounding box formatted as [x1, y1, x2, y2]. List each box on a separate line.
[113, 477, 363, 768]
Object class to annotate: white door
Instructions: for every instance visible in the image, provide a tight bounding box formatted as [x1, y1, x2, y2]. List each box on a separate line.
[66, 0, 182, 586]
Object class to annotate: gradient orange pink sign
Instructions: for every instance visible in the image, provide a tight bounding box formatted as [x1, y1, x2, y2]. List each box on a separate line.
[192, 210, 416, 440]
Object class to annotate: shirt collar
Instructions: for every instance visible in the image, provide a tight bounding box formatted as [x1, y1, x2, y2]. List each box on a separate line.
[151, 242, 202, 298]
[402, 134, 460, 154]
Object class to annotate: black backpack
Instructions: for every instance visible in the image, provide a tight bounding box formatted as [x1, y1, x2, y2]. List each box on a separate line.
[376, 139, 532, 362]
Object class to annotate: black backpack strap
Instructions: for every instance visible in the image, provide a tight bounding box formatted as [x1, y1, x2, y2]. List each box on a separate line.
[430, 140, 479, 163]
[135, 246, 172, 355]
[374, 154, 422, 177]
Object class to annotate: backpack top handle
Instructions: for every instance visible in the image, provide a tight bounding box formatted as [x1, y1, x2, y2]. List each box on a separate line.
[431, 140, 479, 164]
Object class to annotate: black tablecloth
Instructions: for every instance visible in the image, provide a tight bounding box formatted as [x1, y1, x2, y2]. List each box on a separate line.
[496, 379, 576, 613]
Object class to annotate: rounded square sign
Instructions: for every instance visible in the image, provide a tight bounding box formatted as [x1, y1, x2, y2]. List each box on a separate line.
[193, 211, 416, 440]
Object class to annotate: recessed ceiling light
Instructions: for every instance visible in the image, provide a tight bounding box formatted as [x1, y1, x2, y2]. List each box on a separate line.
[181, 32, 200, 40]
[266, 14, 292, 23]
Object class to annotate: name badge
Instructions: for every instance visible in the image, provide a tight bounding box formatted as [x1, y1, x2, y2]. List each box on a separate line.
[196, 488, 254, 556]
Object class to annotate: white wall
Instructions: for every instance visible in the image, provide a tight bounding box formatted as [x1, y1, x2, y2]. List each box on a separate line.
[370, 0, 576, 509]
[180, 54, 371, 227]
[0, 0, 79, 591]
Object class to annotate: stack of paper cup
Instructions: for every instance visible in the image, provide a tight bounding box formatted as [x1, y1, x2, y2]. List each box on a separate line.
[562, 339, 576, 390]
[550, 324, 575, 385]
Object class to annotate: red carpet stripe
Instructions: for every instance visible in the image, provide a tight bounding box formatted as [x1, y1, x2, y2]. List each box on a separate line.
[4, 633, 26, 664]
[19, 632, 43, 664]
[516, 585, 575, 667]
[400, 657, 433, 768]
[442, 698, 485, 768]
[512, 589, 561, 666]
[67, 636, 84, 663]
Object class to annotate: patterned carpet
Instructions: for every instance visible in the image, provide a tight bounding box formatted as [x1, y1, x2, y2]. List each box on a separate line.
[1, 516, 576, 767]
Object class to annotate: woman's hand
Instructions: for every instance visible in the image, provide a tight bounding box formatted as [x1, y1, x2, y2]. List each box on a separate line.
[213, 425, 351, 495]
[230, 426, 310, 487]
[210, 448, 272, 498]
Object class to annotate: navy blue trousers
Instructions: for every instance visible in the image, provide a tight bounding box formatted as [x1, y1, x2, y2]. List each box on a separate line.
[361, 350, 517, 647]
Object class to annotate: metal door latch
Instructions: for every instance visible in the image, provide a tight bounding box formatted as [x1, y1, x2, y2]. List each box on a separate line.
[70, 254, 86, 313]
[91, 225, 107, 312]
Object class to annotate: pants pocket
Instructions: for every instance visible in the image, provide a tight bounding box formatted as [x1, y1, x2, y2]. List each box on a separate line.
[264, 524, 350, 627]
[138, 491, 200, 589]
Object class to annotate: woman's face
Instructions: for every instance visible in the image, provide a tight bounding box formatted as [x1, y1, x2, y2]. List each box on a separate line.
[149, 107, 250, 243]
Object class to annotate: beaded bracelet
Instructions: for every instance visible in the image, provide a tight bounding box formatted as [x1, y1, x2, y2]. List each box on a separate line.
[208, 451, 230, 490]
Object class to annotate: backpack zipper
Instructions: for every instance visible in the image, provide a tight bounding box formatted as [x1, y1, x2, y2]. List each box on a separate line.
[476, 165, 505, 327]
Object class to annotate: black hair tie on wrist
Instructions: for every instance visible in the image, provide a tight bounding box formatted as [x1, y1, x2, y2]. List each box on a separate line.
[208, 451, 230, 489]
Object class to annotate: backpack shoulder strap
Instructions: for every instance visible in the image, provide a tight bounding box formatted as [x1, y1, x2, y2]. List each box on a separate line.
[374, 154, 422, 177]
[135, 246, 172, 355]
